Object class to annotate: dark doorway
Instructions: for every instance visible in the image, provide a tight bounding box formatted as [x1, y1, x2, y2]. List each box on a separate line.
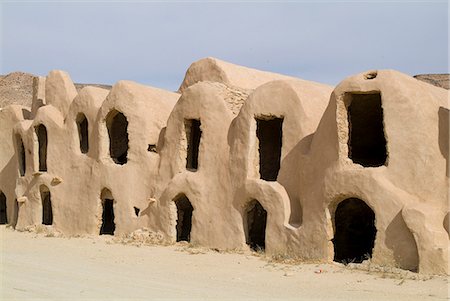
[77, 113, 89, 154]
[16, 135, 26, 176]
[106, 110, 128, 165]
[333, 198, 376, 263]
[245, 200, 267, 251]
[256, 117, 283, 181]
[99, 188, 115, 235]
[175, 195, 193, 242]
[0, 192, 7, 224]
[36, 124, 48, 171]
[40, 186, 52, 225]
[346, 93, 387, 167]
[185, 119, 202, 171]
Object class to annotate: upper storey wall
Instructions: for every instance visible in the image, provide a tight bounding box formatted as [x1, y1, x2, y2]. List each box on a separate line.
[310, 70, 449, 207]
[178, 57, 298, 92]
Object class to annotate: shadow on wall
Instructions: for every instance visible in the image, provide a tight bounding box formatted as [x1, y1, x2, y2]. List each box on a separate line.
[438, 107, 449, 177]
[0, 192, 7, 224]
[385, 211, 419, 272]
[444, 212, 450, 239]
[278, 134, 312, 227]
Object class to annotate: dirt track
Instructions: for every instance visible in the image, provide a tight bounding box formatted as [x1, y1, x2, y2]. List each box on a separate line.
[0, 226, 447, 300]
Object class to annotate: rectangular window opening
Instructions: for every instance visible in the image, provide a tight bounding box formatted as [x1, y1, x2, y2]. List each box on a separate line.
[256, 117, 283, 181]
[347, 92, 387, 167]
[185, 119, 202, 171]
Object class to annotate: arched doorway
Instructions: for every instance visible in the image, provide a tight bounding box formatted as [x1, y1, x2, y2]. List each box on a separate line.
[100, 188, 115, 235]
[333, 198, 376, 263]
[106, 110, 129, 165]
[36, 124, 48, 171]
[40, 185, 52, 225]
[245, 199, 267, 251]
[174, 194, 193, 242]
[0, 192, 7, 224]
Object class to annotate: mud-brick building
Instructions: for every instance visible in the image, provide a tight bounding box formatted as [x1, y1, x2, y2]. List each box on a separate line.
[0, 58, 448, 275]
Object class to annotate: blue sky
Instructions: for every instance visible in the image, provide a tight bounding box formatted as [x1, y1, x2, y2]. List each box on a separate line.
[1, 1, 448, 91]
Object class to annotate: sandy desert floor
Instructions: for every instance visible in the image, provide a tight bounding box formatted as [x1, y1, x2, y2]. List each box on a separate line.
[0, 226, 448, 301]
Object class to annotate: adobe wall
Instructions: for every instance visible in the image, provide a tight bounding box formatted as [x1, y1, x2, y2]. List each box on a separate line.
[0, 59, 448, 275]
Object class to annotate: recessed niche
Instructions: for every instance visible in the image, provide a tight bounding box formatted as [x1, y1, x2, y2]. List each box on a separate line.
[106, 110, 129, 165]
[185, 119, 202, 171]
[76, 113, 89, 154]
[36, 124, 48, 172]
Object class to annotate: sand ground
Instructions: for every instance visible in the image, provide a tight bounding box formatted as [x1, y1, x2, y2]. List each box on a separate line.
[0, 226, 448, 301]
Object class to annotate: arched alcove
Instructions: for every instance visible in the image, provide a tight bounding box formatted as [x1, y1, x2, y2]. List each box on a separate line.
[0, 192, 7, 224]
[185, 119, 202, 171]
[35, 124, 48, 171]
[16, 134, 26, 176]
[174, 194, 194, 242]
[40, 185, 52, 225]
[76, 113, 89, 154]
[106, 110, 128, 165]
[244, 199, 267, 251]
[100, 188, 115, 235]
[333, 198, 376, 263]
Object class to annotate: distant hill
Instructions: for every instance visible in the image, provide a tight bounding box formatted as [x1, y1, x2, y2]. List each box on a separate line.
[0, 72, 34, 108]
[414, 74, 449, 90]
[0, 71, 112, 108]
[1, 71, 447, 109]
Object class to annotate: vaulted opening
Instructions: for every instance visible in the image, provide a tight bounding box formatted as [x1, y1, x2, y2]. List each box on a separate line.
[36, 124, 48, 171]
[106, 110, 128, 165]
[333, 198, 376, 264]
[185, 119, 202, 171]
[40, 185, 52, 225]
[245, 200, 267, 251]
[16, 134, 26, 176]
[0, 192, 7, 224]
[256, 117, 283, 181]
[100, 189, 115, 235]
[76, 113, 89, 154]
[346, 93, 387, 167]
[175, 194, 193, 242]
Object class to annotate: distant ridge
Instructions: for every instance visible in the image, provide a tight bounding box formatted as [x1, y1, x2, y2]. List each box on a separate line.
[414, 74, 449, 90]
[0, 71, 112, 108]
